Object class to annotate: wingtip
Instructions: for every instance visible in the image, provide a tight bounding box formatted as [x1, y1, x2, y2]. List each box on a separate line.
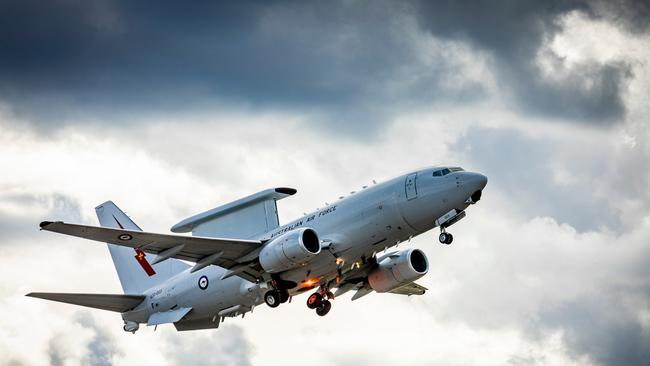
[39, 221, 53, 229]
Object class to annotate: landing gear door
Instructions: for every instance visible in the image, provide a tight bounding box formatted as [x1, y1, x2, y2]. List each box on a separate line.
[405, 173, 418, 200]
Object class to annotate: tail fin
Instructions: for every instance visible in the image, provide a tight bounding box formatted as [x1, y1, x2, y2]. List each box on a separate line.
[95, 201, 189, 294]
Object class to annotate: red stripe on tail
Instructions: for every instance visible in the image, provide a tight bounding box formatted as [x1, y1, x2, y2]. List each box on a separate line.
[134, 249, 156, 276]
[113, 215, 156, 276]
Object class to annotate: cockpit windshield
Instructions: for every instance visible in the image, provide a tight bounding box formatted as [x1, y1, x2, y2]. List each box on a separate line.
[432, 167, 463, 177]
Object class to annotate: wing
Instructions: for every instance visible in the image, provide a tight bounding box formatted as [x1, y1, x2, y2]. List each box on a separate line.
[388, 282, 428, 296]
[26, 292, 145, 312]
[39, 221, 264, 280]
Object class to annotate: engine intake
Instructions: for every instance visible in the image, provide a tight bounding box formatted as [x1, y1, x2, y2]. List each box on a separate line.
[368, 248, 429, 293]
[259, 228, 321, 273]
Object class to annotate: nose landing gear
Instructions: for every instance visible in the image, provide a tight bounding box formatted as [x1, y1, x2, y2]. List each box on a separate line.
[439, 230, 453, 245]
[306, 285, 334, 316]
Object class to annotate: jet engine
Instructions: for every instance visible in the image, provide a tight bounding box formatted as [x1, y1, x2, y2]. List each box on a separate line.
[259, 228, 321, 273]
[368, 248, 429, 292]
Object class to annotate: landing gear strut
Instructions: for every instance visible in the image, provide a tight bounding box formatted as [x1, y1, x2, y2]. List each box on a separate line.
[307, 284, 334, 316]
[439, 229, 453, 245]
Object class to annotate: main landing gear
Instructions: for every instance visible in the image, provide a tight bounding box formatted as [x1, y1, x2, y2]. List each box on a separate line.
[439, 229, 453, 245]
[306, 285, 334, 316]
[264, 285, 290, 308]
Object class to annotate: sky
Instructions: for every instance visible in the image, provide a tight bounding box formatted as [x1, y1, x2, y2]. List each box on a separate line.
[0, 0, 649, 365]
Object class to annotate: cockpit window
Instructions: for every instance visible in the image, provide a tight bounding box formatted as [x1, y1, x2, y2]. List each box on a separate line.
[433, 167, 463, 177]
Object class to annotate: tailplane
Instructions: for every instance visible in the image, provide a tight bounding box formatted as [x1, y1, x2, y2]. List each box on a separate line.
[26, 292, 145, 312]
[95, 201, 189, 294]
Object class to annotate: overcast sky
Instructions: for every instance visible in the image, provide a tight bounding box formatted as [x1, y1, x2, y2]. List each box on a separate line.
[1, 1, 649, 365]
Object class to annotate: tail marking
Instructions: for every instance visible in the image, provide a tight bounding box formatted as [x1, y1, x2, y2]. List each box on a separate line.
[113, 214, 156, 277]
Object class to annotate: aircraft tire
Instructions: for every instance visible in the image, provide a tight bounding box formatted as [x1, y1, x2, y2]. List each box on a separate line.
[279, 289, 290, 303]
[264, 290, 280, 308]
[307, 292, 323, 309]
[439, 232, 448, 244]
[445, 234, 454, 244]
[316, 300, 332, 316]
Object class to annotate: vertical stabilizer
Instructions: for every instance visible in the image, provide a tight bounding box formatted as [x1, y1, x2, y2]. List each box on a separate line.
[95, 201, 189, 294]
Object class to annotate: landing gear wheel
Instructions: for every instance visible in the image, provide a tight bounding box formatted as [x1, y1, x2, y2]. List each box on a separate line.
[439, 232, 448, 244]
[264, 290, 280, 308]
[445, 233, 453, 244]
[315, 300, 332, 316]
[279, 289, 290, 304]
[306, 292, 323, 309]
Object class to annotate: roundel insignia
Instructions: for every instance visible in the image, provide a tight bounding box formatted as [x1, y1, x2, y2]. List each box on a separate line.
[118, 234, 133, 241]
[198, 275, 209, 290]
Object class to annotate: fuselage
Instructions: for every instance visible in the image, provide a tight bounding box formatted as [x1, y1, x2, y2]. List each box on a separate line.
[124, 166, 487, 324]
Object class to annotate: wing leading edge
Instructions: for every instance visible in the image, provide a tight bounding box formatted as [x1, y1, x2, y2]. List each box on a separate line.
[39, 221, 264, 281]
[26, 292, 145, 312]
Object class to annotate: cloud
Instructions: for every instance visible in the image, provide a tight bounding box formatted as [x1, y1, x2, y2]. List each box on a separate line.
[0, 0, 489, 134]
[0, 193, 82, 243]
[75, 312, 123, 366]
[7, 0, 644, 132]
[161, 325, 254, 366]
[414, 0, 645, 124]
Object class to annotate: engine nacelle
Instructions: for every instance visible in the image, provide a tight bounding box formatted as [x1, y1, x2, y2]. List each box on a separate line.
[368, 248, 429, 293]
[259, 228, 321, 273]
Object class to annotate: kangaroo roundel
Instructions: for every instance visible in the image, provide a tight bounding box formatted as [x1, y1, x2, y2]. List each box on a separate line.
[198, 275, 209, 290]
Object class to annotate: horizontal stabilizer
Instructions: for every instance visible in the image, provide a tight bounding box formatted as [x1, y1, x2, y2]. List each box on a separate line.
[26, 292, 145, 312]
[148, 307, 192, 326]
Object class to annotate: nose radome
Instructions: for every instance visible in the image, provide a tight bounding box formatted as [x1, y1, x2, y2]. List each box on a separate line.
[466, 172, 487, 190]
[476, 173, 488, 189]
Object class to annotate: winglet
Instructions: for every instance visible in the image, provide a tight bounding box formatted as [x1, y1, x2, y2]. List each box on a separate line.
[39, 221, 53, 229]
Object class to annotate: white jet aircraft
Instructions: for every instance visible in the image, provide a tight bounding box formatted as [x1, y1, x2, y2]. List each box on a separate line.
[29, 166, 487, 332]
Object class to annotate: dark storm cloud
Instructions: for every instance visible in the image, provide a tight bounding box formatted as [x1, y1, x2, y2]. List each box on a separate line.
[0, 0, 479, 132]
[0, 0, 645, 128]
[414, 0, 641, 124]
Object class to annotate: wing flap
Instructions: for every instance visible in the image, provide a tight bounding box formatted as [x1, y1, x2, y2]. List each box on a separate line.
[26, 292, 145, 312]
[147, 307, 192, 326]
[388, 282, 428, 296]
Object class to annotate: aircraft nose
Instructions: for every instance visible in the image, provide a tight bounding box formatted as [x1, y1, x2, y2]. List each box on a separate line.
[465, 172, 487, 203]
[474, 173, 488, 189]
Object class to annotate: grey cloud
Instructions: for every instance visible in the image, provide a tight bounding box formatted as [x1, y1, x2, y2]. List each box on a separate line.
[162, 324, 253, 366]
[535, 287, 650, 366]
[0, 0, 485, 134]
[453, 127, 622, 231]
[1, 0, 643, 131]
[0, 193, 82, 243]
[74, 312, 122, 366]
[415, 0, 638, 124]
[593, 0, 650, 34]
[47, 335, 67, 366]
